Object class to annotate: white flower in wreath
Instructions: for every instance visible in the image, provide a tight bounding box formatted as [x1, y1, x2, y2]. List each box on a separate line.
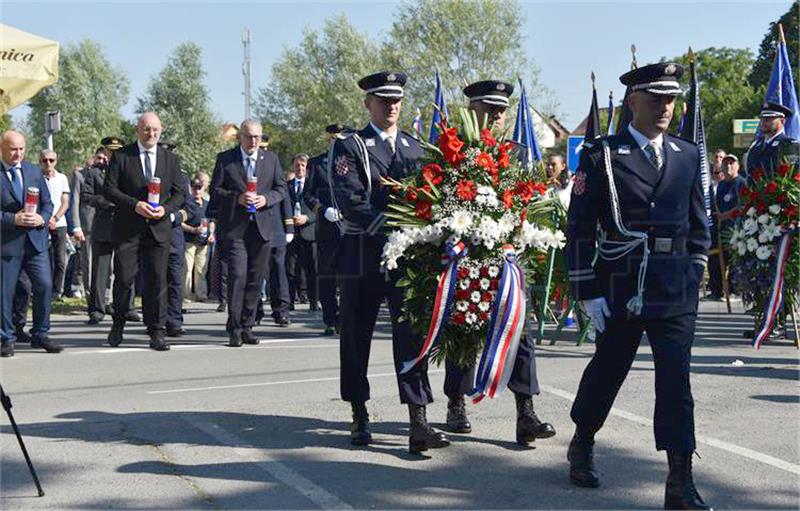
[743, 219, 758, 236]
[769, 204, 782, 215]
[469, 267, 480, 279]
[746, 238, 759, 252]
[470, 290, 481, 303]
[459, 279, 471, 290]
[465, 312, 478, 324]
[456, 300, 469, 312]
[756, 245, 772, 261]
[488, 265, 500, 278]
[746, 207, 756, 217]
[737, 243, 747, 256]
[729, 230, 739, 245]
[478, 301, 491, 312]
[497, 214, 516, 235]
[758, 231, 772, 244]
[480, 278, 490, 290]
[757, 214, 770, 225]
[450, 210, 473, 235]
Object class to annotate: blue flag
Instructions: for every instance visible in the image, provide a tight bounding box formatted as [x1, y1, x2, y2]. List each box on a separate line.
[412, 108, 424, 139]
[428, 70, 448, 144]
[512, 79, 543, 169]
[584, 82, 601, 142]
[606, 91, 615, 136]
[764, 27, 800, 139]
[684, 52, 712, 221]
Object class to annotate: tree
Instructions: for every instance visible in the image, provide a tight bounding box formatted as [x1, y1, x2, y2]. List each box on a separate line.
[26, 39, 129, 172]
[0, 114, 11, 133]
[670, 47, 762, 156]
[383, 0, 558, 127]
[254, 15, 382, 161]
[749, 1, 799, 90]
[137, 42, 224, 175]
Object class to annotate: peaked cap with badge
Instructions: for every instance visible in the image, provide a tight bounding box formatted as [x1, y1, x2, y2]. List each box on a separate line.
[463, 80, 514, 107]
[358, 71, 407, 98]
[619, 62, 684, 96]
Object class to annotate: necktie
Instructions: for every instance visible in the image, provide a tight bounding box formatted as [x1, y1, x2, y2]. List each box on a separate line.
[387, 136, 396, 155]
[295, 179, 302, 197]
[246, 157, 255, 179]
[143, 151, 153, 180]
[645, 142, 663, 170]
[8, 166, 22, 200]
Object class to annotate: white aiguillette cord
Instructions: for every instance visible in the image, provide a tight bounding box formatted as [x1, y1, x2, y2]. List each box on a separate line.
[597, 140, 649, 315]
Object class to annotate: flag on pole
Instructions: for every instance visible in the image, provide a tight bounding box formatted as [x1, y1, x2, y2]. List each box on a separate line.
[676, 102, 688, 137]
[584, 72, 601, 142]
[412, 108, 424, 139]
[606, 91, 615, 135]
[428, 69, 448, 144]
[614, 44, 637, 134]
[512, 78, 543, 168]
[684, 47, 712, 220]
[764, 24, 800, 139]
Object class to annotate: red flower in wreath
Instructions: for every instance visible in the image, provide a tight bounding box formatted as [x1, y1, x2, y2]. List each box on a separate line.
[452, 312, 466, 325]
[765, 181, 779, 194]
[405, 187, 418, 202]
[793, 172, 800, 182]
[476, 152, 498, 172]
[480, 129, 497, 147]
[752, 168, 764, 182]
[785, 204, 798, 220]
[501, 189, 514, 209]
[456, 180, 478, 201]
[414, 200, 432, 221]
[438, 126, 465, 165]
[421, 163, 444, 186]
[777, 163, 791, 177]
[457, 267, 470, 279]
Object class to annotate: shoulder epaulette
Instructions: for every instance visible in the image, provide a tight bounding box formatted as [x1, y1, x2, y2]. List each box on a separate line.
[668, 133, 698, 147]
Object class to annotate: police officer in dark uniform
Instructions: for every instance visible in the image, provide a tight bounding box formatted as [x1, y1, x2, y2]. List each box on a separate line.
[565, 63, 711, 510]
[744, 102, 800, 179]
[442, 79, 556, 446]
[303, 124, 349, 335]
[331, 71, 449, 454]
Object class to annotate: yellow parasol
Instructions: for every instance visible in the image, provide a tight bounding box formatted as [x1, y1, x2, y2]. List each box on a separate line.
[0, 24, 59, 115]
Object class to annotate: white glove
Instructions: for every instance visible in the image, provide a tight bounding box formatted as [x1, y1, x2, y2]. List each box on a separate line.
[582, 297, 611, 334]
[285, 233, 294, 243]
[324, 207, 341, 222]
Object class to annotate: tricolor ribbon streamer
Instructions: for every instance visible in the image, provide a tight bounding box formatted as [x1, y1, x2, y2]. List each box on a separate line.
[399, 241, 467, 374]
[468, 245, 527, 403]
[753, 230, 795, 349]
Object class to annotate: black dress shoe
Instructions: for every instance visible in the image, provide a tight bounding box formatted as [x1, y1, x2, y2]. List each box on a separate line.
[275, 317, 290, 327]
[350, 402, 372, 446]
[309, 302, 320, 311]
[31, 336, 63, 353]
[149, 331, 171, 351]
[126, 311, 142, 322]
[87, 314, 104, 325]
[228, 330, 243, 347]
[408, 404, 450, 454]
[242, 329, 260, 345]
[1, 342, 14, 358]
[216, 303, 227, 313]
[15, 330, 32, 344]
[665, 452, 712, 510]
[166, 326, 185, 337]
[323, 326, 336, 336]
[515, 392, 556, 445]
[446, 396, 472, 434]
[568, 433, 600, 488]
[108, 323, 124, 347]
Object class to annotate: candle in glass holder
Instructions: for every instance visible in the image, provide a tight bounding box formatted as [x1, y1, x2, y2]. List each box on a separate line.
[246, 176, 257, 213]
[148, 177, 161, 209]
[24, 187, 39, 214]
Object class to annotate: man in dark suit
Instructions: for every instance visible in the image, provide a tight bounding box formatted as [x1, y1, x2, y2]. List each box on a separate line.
[287, 153, 318, 312]
[744, 102, 800, 179]
[304, 124, 348, 335]
[264, 180, 294, 327]
[103, 113, 186, 351]
[165, 164, 198, 338]
[210, 119, 288, 347]
[566, 63, 711, 510]
[1, 130, 60, 357]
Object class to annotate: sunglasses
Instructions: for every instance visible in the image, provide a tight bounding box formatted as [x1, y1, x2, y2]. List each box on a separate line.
[41, 158, 56, 163]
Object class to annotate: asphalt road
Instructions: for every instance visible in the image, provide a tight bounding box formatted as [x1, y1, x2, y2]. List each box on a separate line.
[1, 298, 798, 510]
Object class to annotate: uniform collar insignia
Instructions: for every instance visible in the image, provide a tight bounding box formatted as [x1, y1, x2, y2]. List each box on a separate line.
[617, 145, 631, 155]
[365, 138, 376, 147]
[400, 136, 410, 147]
[668, 141, 681, 152]
[772, 140, 780, 147]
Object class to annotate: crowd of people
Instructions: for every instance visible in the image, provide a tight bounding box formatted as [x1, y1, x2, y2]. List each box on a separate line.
[1, 59, 797, 509]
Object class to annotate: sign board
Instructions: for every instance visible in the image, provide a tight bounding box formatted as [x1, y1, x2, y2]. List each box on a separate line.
[567, 135, 584, 173]
[733, 119, 759, 134]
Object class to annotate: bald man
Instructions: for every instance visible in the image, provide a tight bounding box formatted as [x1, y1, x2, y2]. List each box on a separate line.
[103, 113, 186, 351]
[1, 131, 59, 357]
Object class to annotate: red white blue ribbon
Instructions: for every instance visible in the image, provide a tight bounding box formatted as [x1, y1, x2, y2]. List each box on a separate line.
[399, 241, 467, 374]
[468, 245, 526, 402]
[753, 230, 794, 349]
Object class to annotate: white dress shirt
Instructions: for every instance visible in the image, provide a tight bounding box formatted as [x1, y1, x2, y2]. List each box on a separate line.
[137, 141, 157, 178]
[627, 124, 664, 165]
[370, 122, 397, 148]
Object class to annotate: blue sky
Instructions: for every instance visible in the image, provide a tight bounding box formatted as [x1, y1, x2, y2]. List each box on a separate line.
[4, 0, 791, 131]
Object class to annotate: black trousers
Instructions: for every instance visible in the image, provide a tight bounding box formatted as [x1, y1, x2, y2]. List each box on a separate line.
[317, 238, 339, 327]
[223, 223, 271, 332]
[112, 232, 170, 332]
[443, 332, 541, 398]
[571, 312, 697, 452]
[89, 240, 114, 316]
[166, 239, 185, 330]
[337, 234, 433, 406]
[49, 226, 68, 296]
[288, 238, 318, 305]
[269, 245, 290, 319]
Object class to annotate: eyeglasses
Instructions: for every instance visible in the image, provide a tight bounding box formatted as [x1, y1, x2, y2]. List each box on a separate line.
[41, 158, 56, 163]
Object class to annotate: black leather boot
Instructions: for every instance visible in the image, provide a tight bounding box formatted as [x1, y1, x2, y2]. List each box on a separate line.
[664, 452, 712, 510]
[446, 396, 472, 434]
[349, 402, 371, 446]
[515, 392, 556, 445]
[408, 404, 450, 454]
[567, 432, 600, 488]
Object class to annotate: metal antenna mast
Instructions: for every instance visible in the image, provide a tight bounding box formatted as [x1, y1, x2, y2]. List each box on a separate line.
[242, 28, 252, 119]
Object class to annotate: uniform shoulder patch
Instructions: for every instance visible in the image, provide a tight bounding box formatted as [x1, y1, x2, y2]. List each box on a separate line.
[334, 155, 350, 177]
[572, 170, 587, 196]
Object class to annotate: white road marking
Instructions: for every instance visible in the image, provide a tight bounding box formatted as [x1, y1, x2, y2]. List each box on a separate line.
[187, 419, 352, 510]
[66, 338, 340, 355]
[540, 384, 800, 476]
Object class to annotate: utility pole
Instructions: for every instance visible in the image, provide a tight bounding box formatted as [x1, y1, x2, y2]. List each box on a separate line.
[242, 28, 252, 120]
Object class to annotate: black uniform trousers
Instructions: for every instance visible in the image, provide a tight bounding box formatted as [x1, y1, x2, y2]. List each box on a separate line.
[443, 332, 541, 398]
[289, 238, 317, 305]
[223, 222, 271, 332]
[112, 232, 170, 332]
[571, 311, 697, 453]
[337, 234, 432, 406]
[166, 236, 185, 330]
[269, 245, 290, 320]
[317, 237, 339, 328]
